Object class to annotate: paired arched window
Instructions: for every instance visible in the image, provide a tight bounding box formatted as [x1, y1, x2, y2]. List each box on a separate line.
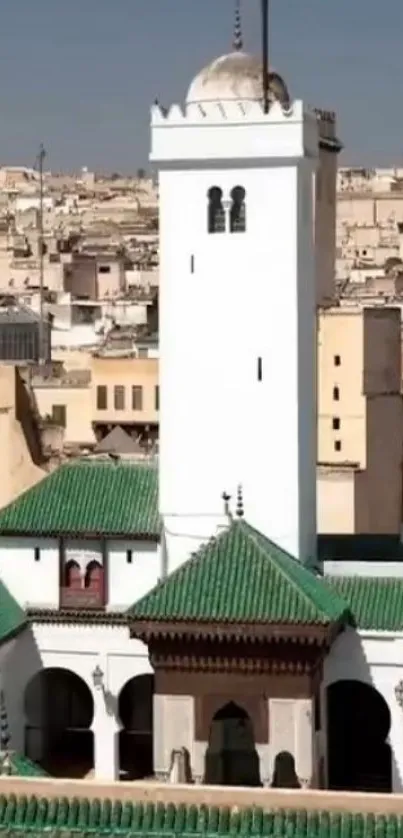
[64, 560, 81, 590]
[64, 559, 103, 594]
[207, 186, 246, 234]
[84, 561, 103, 594]
[207, 187, 225, 234]
[230, 186, 246, 233]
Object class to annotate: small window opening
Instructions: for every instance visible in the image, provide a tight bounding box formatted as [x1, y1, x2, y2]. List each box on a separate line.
[334, 440, 342, 452]
[207, 187, 225, 234]
[333, 386, 340, 401]
[34, 547, 40, 562]
[257, 357, 263, 381]
[230, 186, 246, 233]
[126, 550, 133, 564]
[334, 355, 341, 366]
[332, 417, 340, 430]
[190, 254, 195, 273]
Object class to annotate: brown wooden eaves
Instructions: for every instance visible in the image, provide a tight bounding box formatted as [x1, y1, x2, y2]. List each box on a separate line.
[128, 618, 334, 646]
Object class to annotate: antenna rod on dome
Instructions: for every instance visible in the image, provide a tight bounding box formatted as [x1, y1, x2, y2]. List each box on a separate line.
[233, 0, 243, 51]
[261, 0, 270, 113]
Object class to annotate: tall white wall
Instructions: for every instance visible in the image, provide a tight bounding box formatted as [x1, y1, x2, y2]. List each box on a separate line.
[155, 100, 318, 568]
[0, 537, 161, 610]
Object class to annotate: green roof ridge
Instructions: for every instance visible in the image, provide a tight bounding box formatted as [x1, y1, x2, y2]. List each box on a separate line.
[236, 521, 346, 623]
[0, 797, 401, 836]
[129, 518, 350, 626]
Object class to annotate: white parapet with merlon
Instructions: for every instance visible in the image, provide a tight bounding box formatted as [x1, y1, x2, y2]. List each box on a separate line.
[150, 100, 319, 164]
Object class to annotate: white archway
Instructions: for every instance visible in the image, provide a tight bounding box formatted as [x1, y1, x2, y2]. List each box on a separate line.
[24, 667, 94, 777]
[118, 674, 154, 780]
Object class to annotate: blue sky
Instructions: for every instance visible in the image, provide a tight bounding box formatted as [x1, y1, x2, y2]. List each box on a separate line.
[0, 0, 401, 172]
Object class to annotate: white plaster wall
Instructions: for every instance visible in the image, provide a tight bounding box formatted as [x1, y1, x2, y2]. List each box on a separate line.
[269, 697, 314, 787]
[153, 694, 195, 779]
[0, 537, 161, 611]
[325, 561, 403, 577]
[150, 101, 319, 163]
[324, 627, 403, 792]
[158, 122, 317, 568]
[2, 621, 151, 780]
[0, 539, 59, 608]
[108, 541, 161, 608]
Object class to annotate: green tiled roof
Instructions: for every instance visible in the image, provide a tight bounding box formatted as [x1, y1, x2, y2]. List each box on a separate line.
[0, 460, 159, 538]
[2, 752, 48, 777]
[0, 579, 27, 644]
[327, 575, 403, 631]
[129, 519, 350, 627]
[0, 797, 402, 837]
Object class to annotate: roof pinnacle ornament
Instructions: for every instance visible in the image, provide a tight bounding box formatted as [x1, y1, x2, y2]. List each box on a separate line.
[233, 0, 243, 52]
[236, 485, 244, 518]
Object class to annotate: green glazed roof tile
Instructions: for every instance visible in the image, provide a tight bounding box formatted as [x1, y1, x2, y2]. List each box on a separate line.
[5, 752, 48, 777]
[128, 519, 350, 626]
[0, 579, 27, 644]
[327, 575, 403, 631]
[0, 798, 401, 837]
[0, 460, 159, 538]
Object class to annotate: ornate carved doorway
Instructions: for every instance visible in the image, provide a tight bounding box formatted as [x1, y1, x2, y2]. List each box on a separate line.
[327, 680, 392, 793]
[204, 702, 261, 787]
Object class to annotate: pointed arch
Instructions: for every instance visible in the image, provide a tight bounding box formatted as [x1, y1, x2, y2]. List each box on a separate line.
[64, 560, 81, 590]
[84, 561, 103, 595]
[204, 700, 261, 786]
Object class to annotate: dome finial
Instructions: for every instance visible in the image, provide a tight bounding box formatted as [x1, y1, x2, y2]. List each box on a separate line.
[236, 485, 244, 518]
[233, 0, 243, 52]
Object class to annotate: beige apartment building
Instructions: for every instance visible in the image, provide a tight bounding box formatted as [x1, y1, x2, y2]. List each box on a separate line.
[317, 306, 403, 534]
[91, 354, 159, 434]
[32, 354, 159, 449]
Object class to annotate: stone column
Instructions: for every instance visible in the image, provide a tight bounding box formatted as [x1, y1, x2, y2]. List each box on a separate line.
[269, 697, 315, 787]
[91, 689, 120, 781]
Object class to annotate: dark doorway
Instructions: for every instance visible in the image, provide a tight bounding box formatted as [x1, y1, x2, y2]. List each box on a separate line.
[118, 674, 154, 780]
[24, 668, 94, 777]
[204, 702, 261, 786]
[327, 680, 392, 793]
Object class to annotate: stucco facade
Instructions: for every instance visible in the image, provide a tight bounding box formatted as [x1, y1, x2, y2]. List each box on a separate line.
[156, 98, 318, 570]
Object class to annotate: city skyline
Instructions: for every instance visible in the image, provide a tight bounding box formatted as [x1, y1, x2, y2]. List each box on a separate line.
[0, 0, 401, 171]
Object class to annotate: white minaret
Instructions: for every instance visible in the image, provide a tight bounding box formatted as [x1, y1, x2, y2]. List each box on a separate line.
[154, 20, 318, 571]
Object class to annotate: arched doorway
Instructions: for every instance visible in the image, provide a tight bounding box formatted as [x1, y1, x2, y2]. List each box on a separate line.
[204, 702, 261, 787]
[24, 668, 94, 778]
[118, 674, 154, 780]
[327, 680, 392, 793]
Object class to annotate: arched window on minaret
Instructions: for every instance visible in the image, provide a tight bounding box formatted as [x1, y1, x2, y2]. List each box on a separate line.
[230, 186, 246, 233]
[207, 187, 225, 233]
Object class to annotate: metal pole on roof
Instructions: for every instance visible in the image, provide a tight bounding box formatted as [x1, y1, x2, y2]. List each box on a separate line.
[261, 0, 270, 114]
[37, 144, 46, 364]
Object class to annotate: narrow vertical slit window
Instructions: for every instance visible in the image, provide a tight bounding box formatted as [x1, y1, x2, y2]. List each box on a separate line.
[257, 357, 263, 381]
[230, 186, 246, 233]
[190, 255, 195, 273]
